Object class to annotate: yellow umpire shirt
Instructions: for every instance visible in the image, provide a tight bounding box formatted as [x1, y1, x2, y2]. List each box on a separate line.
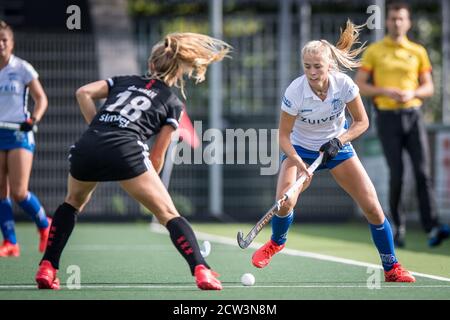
[360, 36, 432, 110]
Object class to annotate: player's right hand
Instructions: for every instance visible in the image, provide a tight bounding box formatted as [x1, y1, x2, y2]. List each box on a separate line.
[381, 87, 404, 102]
[20, 118, 36, 132]
[290, 154, 312, 180]
[319, 138, 343, 165]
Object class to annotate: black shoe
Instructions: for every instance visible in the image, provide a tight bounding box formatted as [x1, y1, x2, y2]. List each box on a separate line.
[394, 227, 405, 248]
[428, 224, 450, 247]
[394, 232, 405, 248]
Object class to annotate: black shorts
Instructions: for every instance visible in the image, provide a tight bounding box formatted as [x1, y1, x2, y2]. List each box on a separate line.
[69, 129, 151, 182]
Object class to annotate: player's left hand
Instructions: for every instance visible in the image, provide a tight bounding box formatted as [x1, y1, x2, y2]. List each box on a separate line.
[399, 90, 415, 103]
[20, 117, 37, 132]
[319, 138, 342, 165]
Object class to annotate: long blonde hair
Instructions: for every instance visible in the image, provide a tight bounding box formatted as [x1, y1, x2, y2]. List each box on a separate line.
[149, 32, 232, 99]
[302, 20, 365, 72]
[0, 20, 14, 39]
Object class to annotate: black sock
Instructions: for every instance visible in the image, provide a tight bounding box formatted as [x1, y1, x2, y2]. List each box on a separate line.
[166, 216, 209, 275]
[41, 202, 78, 269]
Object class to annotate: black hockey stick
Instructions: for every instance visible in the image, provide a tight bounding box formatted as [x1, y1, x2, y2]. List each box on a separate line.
[237, 153, 324, 249]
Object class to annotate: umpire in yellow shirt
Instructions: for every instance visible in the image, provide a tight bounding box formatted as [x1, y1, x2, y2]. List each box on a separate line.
[355, 2, 449, 247]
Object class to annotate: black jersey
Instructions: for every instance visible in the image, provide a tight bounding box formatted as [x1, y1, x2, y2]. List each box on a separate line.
[89, 75, 183, 141]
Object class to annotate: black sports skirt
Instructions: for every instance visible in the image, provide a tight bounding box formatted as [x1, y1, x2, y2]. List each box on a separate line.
[69, 129, 151, 181]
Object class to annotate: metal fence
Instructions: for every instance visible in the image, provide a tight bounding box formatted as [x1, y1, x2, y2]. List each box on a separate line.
[13, 32, 142, 220]
[10, 2, 449, 223]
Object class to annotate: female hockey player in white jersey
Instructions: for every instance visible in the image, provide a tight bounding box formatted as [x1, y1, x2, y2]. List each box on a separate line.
[0, 20, 51, 257]
[252, 20, 415, 283]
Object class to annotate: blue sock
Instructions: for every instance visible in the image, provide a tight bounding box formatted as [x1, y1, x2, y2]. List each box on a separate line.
[0, 198, 17, 244]
[271, 211, 294, 245]
[17, 192, 48, 229]
[369, 218, 398, 271]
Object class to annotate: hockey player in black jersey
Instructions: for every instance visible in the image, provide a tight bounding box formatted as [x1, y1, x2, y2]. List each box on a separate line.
[35, 33, 231, 291]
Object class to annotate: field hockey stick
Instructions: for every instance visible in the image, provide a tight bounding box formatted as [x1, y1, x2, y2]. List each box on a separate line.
[0, 121, 38, 133]
[237, 152, 324, 249]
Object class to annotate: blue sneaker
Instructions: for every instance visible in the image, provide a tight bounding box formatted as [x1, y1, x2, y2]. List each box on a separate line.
[428, 224, 450, 247]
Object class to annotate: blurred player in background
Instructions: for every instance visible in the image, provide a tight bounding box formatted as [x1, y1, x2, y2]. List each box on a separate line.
[355, 2, 449, 247]
[35, 32, 231, 290]
[252, 20, 415, 282]
[0, 20, 51, 257]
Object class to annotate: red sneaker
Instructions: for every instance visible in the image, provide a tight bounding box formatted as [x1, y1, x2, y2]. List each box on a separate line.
[35, 260, 60, 290]
[384, 263, 416, 282]
[194, 264, 222, 290]
[0, 240, 20, 257]
[252, 240, 285, 268]
[38, 217, 52, 253]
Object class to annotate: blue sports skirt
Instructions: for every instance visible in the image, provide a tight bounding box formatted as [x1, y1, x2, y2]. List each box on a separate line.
[281, 143, 355, 170]
[0, 129, 35, 152]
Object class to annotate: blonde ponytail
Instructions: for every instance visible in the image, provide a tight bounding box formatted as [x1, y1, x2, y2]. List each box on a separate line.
[149, 32, 232, 99]
[302, 19, 365, 72]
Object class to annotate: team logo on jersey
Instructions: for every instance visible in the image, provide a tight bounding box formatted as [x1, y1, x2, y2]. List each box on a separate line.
[331, 98, 345, 116]
[282, 96, 292, 108]
[348, 86, 355, 98]
[331, 98, 344, 111]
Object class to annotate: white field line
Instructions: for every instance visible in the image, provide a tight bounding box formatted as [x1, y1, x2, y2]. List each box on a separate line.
[0, 284, 449, 290]
[149, 222, 450, 283]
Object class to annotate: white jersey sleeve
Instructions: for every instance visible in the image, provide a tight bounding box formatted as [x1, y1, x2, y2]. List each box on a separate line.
[341, 73, 359, 103]
[280, 79, 301, 116]
[21, 60, 39, 84]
